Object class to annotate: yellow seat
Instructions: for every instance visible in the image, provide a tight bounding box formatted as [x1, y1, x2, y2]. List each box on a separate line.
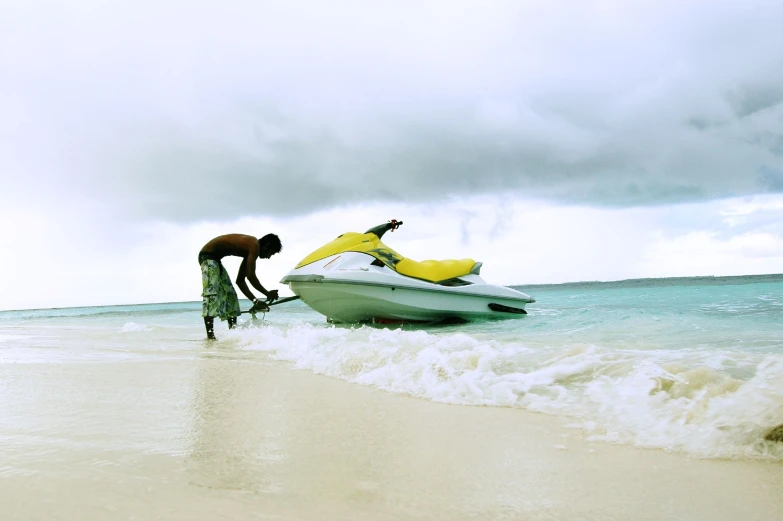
[396, 258, 476, 283]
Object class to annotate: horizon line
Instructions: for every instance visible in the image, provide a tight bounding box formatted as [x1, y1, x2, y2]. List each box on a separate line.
[2, 272, 782, 314]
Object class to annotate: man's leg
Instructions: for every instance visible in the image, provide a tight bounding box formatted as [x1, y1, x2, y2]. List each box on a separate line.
[218, 265, 241, 329]
[201, 259, 221, 340]
[204, 317, 216, 340]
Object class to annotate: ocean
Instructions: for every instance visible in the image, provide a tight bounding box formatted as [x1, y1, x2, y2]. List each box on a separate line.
[2, 274, 782, 520]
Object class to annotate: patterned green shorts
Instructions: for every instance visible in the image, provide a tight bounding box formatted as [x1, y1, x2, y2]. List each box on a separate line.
[200, 259, 241, 320]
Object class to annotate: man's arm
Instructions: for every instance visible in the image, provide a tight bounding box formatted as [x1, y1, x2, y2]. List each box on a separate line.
[235, 256, 272, 301]
[234, 259, 258, 302]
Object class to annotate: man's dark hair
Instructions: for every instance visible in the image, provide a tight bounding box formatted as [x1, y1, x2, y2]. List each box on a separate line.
[259, 233, 282, 253]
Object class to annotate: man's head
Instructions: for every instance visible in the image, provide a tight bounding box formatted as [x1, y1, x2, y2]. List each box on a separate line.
[258, 233, 282, 259]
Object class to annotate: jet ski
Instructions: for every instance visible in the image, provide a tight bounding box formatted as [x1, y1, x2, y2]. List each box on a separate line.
[280, 220, 535, 324]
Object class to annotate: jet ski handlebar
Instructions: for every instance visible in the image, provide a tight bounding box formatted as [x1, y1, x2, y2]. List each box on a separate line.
[364, 219, 404, 239]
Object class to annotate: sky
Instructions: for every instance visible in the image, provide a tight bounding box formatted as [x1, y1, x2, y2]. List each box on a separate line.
[1, 0, 782, 310]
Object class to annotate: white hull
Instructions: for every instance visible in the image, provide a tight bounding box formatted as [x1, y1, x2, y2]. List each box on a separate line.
[281, 252, 534, 324]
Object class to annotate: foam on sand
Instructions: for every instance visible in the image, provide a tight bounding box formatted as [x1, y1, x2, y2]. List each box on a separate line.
[230, 322, 783, 459]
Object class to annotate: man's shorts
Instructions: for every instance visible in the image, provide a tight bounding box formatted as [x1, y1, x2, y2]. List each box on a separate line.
[200, 258, 241, 320]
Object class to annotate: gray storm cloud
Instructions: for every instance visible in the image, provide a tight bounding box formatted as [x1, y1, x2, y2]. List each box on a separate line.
[2, 0, 783, 221]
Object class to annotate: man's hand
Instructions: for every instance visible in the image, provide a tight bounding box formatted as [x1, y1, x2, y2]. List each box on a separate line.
[267, 289, 279, 302]
[251, 299, 270, 313]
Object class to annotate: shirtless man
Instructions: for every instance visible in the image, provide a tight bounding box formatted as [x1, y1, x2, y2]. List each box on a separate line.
[198, 233, 282, 339]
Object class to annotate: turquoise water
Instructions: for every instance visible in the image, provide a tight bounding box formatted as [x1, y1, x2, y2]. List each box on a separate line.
[2, 275, 782, 459]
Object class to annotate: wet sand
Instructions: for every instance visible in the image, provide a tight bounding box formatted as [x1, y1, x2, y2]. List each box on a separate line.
[1, 351, 782, 520]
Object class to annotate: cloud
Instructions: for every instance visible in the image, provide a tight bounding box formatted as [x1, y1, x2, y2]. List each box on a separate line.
[642, 230, 783, 276]
[2, 0, 783, 223]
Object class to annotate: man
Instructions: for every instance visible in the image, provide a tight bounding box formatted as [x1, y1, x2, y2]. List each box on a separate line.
[198, 233, 282, 339]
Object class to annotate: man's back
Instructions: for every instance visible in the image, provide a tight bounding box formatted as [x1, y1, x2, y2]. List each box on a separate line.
[199, 234, 260, 260]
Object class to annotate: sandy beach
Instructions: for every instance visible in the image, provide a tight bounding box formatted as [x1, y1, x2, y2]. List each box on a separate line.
[2, 348, 781, 521]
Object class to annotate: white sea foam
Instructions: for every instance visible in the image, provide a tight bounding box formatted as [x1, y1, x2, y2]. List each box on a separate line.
[120, 322, 151, 332]
[229, 323, 783, 460]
